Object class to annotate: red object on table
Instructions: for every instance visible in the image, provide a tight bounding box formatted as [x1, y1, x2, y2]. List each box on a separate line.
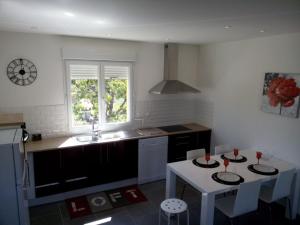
[205, 153, 211, 164]
[224, 159, 229, 172]
[233, 148, 239, 159]
[256, 151, 262, 164]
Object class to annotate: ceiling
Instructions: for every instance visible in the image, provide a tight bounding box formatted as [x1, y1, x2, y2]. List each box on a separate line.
[0, 0, 300, 44]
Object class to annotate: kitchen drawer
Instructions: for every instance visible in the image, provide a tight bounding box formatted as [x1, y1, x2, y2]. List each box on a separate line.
[106, 140, 138, 182]
[33, 150, 61, 186]
[168, 133, 197, 162]
[84, 143, 109, 186]
[168, 131, 211, 162]
[61, 146, 89, 192]
[33, 150, 63, 197]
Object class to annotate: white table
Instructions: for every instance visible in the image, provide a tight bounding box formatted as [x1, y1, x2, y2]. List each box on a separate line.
[166, 149, 300, 225]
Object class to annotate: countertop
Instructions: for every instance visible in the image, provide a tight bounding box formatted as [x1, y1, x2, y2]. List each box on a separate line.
[0, 113, 23, 126]
[25, 123, 210, 152]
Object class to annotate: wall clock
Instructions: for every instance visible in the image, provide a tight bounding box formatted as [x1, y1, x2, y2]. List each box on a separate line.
[6, 58, 38, 86]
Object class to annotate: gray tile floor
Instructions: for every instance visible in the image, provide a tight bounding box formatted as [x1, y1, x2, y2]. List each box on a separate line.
[30, 180, 300, 225]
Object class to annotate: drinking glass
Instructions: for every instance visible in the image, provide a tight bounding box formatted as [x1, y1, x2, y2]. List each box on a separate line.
[224, 159, 229, 172]
[256, 151, 262, 164]
[205, 153, 210, 164]
[233, 148, 239, 160]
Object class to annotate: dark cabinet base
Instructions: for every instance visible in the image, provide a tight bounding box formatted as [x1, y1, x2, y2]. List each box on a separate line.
[32, 129, 210, 198]
[168, 130, 211, 163]
[33, 139, 138, 197]
[33, 150, 62, 197]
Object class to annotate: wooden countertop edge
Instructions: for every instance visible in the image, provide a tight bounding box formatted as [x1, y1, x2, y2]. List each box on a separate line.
[26, 123, 211, 153]
[0, 122, 25, 127]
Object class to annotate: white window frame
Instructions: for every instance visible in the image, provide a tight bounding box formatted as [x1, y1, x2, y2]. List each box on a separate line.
[65, 60, 134, 133]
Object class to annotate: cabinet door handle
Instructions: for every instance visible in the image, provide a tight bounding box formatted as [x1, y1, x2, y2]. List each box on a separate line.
[36, 182, 60, 189]
[65, 177, 88, 183]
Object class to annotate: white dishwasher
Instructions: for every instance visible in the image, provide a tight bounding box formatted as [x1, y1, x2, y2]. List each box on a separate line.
[138, 136, 168, 184]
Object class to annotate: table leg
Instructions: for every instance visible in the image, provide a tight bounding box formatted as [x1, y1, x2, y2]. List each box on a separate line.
[287, 169, 300, 219]
[166, 167, 176, 198]
[201, 193, 215, 225]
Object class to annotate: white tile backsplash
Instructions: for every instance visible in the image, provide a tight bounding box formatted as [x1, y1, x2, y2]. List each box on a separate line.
[138, 98, 197, 128]
[0, 105, 68, 138]
[0, 96, 206, 138]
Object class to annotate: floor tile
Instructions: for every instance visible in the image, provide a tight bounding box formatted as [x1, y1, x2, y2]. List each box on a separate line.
[125, 201, 157, 221]
[143, 186, 165, 207]
[30, 212, 62, 225]
[58, 202, 70, 220]
[94, 209, 135, 225]
[62, 214, 96, 225]
[133, 211, 159, 225]
[139, 180, 166, 193]
[29, 180, 300, 225]
[30, 203, 60, 219]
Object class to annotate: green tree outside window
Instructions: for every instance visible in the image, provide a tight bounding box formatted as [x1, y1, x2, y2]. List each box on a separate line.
[71, 78, 128, 126]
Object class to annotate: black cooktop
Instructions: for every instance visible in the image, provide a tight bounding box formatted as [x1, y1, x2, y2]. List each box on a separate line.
[158, 125, 191, 133]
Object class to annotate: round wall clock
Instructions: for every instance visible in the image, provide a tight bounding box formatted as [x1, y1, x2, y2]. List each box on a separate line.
[7, 58, 38, 86]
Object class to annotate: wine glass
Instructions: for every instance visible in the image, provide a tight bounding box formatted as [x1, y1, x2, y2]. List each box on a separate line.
[256, 151, 262, 164]
[205, 153, 210, 165]
[224, 159, 229, 172]
[233, 148, 239, 160]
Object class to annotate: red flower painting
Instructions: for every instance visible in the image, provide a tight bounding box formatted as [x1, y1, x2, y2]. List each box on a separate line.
[262, 73, 300, 118]
[267, 77, 300, 107]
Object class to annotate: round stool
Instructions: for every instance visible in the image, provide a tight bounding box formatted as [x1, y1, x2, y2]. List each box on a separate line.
[159, 198, 189, 225]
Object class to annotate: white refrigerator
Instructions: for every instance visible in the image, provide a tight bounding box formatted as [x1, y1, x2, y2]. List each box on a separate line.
[0, 128, 30, 225]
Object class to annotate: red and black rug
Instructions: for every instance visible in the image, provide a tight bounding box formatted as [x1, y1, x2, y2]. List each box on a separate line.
[65, 185, 147, 219]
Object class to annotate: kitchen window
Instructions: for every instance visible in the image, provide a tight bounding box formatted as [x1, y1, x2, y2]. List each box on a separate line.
[66, 61, 132, 132]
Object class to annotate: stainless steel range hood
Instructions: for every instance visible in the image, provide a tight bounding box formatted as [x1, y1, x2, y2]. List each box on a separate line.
[149, 43, 200, 94]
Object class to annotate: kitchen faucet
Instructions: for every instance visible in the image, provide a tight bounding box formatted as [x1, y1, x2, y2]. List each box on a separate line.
[91, 118, 101, 140]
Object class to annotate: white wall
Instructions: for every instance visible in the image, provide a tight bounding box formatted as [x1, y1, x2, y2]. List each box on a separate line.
[197, 32, 300, 164]
[0, 32, 65, 107]
[197, 33, 300, 213]
[0, 31, 200, 136]
[0, 32, 165, 106]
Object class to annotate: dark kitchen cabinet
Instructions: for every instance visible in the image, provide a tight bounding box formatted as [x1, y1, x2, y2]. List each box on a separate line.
[84, 143, 110, 185]
[32, 139, 141, 197]
[61, 146, 88, 191]
[84, 144, 100, 186]
[122, 140, 139, 179]
[168, 130, 211, 162]
[85, 140, 138, 185]
[107, 140, 138, 182]
[33, 150, 62, 197]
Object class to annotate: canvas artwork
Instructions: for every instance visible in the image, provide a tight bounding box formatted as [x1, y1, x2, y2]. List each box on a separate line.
[262, 73, 300, 118]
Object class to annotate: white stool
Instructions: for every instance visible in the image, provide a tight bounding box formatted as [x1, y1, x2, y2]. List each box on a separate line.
[159, 198, 189, 225]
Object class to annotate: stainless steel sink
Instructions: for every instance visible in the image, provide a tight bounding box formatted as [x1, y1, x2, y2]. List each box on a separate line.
[74, 131, 125, 143]
[101, 132, 122, 140]
[75, 135, 99, 142]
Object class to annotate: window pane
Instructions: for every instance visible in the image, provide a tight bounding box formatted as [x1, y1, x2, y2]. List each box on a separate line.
[70, 65, 99, 127]
[104, 65, 129, 123]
